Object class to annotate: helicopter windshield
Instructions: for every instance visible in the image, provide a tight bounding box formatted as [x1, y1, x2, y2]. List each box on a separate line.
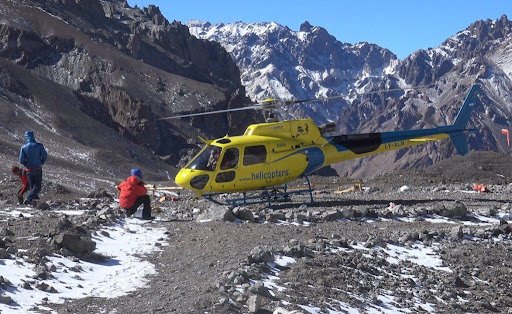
[187, 145, 222, 171]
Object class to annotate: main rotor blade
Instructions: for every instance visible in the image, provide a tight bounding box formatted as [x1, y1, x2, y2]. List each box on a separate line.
[159, 84, 435, 120]
[159, 105, 261, 120]
[283, 85, 434, 105]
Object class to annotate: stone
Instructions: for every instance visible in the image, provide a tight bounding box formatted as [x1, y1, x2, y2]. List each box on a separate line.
[196, 206, 235, 222]
[248, 245, 272, 263]
[57, 217, 74, 231]
[450, 227, 463, 241]
[236, 209, 255, 222]
[37, 202, 50, 211]
[266, 212, 285, 222]
[441, 201, 468, 219]
[0, 295, 12, 305]
[247, 294, 261, 313]
[453, 275, 469, 288]
[96, 208, 114, 218]
[34, 266, 49, 280]
[249, 281, 273, 298]
[340, 207, 355, 219]
[36, 282, 49, 291]
[21, 281, 32, 289]
[322, 210, 340, 221]
[0, 249, 11, 259]
[0, 276, 11, 286]
[52, 233, 96, 255]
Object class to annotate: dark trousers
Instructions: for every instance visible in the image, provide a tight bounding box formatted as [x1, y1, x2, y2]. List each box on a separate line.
[125, 195, 152, 219]
[27, 169, 42, 202]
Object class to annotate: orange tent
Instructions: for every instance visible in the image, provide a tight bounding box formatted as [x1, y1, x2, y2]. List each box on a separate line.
[472, 183, 488, 193]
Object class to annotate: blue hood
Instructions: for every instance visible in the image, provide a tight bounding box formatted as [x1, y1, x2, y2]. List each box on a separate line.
[24, 131, 35, 143]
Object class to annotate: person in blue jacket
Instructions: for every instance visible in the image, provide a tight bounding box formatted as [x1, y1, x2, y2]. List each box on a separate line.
[19, 131, 47, 205]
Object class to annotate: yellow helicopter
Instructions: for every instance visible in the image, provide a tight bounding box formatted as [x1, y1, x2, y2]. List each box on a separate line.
[165, 84, 480, 205]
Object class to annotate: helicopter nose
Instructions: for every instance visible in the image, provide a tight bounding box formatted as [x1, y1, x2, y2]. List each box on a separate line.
[175, 169, 210, 191]
[174, 169, 190, 189]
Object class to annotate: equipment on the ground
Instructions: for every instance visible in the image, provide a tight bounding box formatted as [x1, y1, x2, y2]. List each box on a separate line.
[163, 84, 480, 205]
[334, 180, 364, 194]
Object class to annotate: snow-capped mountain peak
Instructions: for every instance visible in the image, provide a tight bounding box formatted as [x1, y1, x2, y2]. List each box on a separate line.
[188, 20, 397, 123]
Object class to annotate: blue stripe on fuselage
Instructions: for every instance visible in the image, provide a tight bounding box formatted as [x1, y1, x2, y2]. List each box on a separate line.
[328, 126, 454, 153]
[268, 147, 325, 176]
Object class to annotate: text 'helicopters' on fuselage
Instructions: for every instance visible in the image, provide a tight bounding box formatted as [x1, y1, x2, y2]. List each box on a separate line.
[174, 84, 479, 196]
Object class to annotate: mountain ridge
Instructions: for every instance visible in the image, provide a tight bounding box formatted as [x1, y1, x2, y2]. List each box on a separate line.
[189, 16, 512, 177]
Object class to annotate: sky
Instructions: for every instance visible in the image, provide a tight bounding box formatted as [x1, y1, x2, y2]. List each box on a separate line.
[127, 0, 512, 59]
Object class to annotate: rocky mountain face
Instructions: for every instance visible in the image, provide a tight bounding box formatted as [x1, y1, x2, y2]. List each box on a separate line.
[188, 20, 397, 124]
[0, 0, 254, 187]
[189, 17, 512, 177]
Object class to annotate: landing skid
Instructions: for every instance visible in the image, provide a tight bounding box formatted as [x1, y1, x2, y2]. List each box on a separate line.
[204, 177, 315, 207]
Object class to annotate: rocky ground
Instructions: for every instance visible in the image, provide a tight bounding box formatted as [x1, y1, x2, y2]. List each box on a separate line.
[0, 152, 511, 313]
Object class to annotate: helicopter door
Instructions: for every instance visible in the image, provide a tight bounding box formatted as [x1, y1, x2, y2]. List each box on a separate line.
[215, 148, 239, 183]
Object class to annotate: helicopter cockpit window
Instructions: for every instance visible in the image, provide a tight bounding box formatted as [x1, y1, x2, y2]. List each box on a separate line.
[243, 145, 267, 166]
[216, 171, 235, 183]
[220, 148, 239, 170]
[187, 145, 221, 171]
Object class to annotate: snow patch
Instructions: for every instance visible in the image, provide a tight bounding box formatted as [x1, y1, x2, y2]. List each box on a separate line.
[0, 218, 168, 313]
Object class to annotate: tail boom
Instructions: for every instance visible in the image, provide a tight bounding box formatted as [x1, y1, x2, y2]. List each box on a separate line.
[323, 84, 479, 164]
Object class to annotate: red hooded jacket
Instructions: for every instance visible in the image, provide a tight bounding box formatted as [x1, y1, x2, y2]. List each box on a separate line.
[18, 170, 29, 196]
[117, 176, 147, 208]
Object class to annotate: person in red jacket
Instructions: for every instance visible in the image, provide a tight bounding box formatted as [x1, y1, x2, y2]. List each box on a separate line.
[11, 165, 29, 205]
[117, 168, 153, 220]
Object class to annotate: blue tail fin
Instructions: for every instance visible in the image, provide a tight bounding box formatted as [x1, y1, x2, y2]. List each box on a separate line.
[452, 84, 480, 130]
[449, 84, 480, 155]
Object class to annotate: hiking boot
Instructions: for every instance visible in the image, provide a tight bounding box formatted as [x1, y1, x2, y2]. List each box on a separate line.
[17, 195, 24, 205]
[23, 199, 33, 206]
[141, 216, 155, 221]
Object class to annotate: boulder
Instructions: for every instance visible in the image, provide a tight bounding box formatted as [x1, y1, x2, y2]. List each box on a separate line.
[249, 281, 273, 299]
[441, 202, 468, 219]
[52, 233, 96, 255]
[234, 208, 255, 222]
[247, 294, 261, 313]
[454, 275, 469, 288]
[248, 245, 273, 264]
[340, 207, 355, 219]
[322, 210, 340, 221]
[37, 202, 50, 211]
[450, 227, 464, 241]
[57, 217, 74, 230]
[0, 249, 11, 259]
[196, 206, 235, 222]
[0, 295, 12, 305]
[265, 212, 285, 222]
